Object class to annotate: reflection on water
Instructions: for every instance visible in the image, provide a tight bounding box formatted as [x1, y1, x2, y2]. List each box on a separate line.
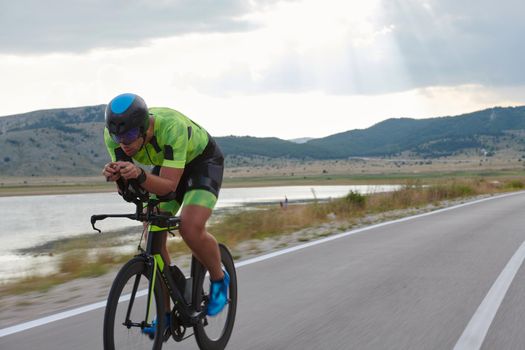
[0, 185, 399, 282]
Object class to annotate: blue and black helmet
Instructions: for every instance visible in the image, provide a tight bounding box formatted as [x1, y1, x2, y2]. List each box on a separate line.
[105, 93, 150, 136]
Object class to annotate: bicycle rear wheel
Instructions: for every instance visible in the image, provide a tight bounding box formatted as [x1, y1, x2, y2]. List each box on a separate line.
[103, 257, 166, 350]
[193, 244, 238, 350]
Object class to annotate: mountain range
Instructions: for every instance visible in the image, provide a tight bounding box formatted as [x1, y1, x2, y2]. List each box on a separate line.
[1, 105, 524, 176]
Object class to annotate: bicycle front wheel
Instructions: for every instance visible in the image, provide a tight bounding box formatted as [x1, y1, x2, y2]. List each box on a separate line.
[103, 257, 166, 350]
[193, 243, 238, 350]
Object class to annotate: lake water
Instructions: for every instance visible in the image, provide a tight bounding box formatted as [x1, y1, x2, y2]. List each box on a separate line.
[0, 185, 399, 281]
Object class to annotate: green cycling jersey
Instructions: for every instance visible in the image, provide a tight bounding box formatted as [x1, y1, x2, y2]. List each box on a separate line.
[104, 107, 209, 168]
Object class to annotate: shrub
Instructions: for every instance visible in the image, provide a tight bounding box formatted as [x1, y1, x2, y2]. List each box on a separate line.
[344, 191, 366, 209]
[506, 180, 524, 189]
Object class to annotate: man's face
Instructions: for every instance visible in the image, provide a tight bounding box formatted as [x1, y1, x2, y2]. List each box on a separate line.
[120, 136, 143, 156]
[111, 127, 143, 156]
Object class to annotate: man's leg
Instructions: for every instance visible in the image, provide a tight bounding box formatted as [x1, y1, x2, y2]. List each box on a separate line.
[179, 205, 223, 281]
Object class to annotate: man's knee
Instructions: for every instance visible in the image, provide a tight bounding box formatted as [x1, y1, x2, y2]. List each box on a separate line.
[179, 220, 206, 239]
[180, 205, 212, 241]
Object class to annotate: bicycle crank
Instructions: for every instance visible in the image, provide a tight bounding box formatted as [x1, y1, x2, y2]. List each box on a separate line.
[170, 310, 187, 342]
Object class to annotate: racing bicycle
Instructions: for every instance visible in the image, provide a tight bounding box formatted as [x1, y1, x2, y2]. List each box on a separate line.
[91, 179, 237, 350]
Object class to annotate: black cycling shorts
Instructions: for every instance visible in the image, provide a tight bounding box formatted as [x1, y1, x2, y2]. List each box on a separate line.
[152, 135, 224, 212]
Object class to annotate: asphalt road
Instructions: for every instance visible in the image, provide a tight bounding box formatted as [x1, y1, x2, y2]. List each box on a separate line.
[3, 192, 525, 349]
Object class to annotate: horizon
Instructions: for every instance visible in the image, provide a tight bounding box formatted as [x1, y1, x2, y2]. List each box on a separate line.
[1, 102, 522, 140]
[2, 1, 525, 139]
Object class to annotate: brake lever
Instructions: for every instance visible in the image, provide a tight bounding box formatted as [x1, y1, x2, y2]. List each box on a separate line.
[91, 215, 108, 233]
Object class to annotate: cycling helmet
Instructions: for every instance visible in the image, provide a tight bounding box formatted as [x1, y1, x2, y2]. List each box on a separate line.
[105, 93, 150, 138]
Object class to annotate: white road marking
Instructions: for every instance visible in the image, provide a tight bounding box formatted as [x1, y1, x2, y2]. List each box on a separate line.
[0, 191, 523, 338]
[0, 290, 149, 338]
[453, 240, 525, 350]
[0, 301, 106, 338]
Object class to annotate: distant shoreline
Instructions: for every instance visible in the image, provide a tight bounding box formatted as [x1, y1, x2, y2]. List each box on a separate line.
[1, 166, 524, 197]
[0, 174, 401, 197]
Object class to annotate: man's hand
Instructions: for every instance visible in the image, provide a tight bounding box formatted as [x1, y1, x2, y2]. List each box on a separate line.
[103, 162, 121, 182]
[115, 161, 141, 180]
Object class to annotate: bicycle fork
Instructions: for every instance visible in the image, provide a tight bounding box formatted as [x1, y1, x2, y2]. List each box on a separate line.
[146, 255, 160, 326]
[123, 273, 143, 329]
[121, 255, 160, 330]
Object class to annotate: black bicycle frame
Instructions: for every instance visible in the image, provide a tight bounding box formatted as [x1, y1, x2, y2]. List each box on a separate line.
[144, 230, 204, 327]
[91, 199, 206, 329]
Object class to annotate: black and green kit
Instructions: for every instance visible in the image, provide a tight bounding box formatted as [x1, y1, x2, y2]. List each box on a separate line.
[104, 107, 224, 231]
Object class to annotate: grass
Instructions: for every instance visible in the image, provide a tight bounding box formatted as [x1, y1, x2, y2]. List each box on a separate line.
[1, 175, 524, 296]
[0, 182, 115, 197]
[0, 250, 133, 297]
[209, 177, 522, 248]
[221, 169, 525, 187]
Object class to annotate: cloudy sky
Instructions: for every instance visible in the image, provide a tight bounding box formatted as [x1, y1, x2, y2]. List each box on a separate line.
[1, 0, 524, 139]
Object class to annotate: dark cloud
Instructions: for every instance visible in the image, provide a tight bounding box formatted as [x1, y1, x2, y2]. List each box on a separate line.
[187, 0, 525, 95]
[7, 0, 523, 95]
[380, 0, 525, 89]
[0, 0, 286, 54]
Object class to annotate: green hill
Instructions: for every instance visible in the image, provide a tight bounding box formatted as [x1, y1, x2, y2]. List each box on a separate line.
[1, 105, 524, 176]
[306, 106, 525, 158]
[214, 136, 327, 159]
[0, 105, 107, 176]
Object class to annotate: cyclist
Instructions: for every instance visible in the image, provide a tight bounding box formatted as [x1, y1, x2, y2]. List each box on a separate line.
[101, 93, 229, 331]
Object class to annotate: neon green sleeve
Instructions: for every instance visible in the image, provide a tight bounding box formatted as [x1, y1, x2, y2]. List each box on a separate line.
[104, 128, 118, 162]
[161, 120, 188, 169]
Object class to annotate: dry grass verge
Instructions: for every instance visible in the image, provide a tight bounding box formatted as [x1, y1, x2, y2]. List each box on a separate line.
[210, 178, 523, 248]
[1, 177, 523, 296]
[0, 250, 133, 296]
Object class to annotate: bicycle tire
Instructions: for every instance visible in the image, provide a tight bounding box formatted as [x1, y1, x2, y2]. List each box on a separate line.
[193, 244, 238, 350]
[103, 257, 166, 350]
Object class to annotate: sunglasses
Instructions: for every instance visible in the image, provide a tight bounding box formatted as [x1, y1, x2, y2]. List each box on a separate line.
[111, 127, 141, 145]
